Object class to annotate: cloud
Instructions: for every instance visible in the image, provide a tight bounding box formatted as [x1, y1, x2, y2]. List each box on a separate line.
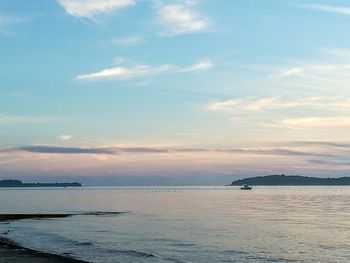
[179, 59, 215, 72]
[17, 146, 115, 155]
[269, 67, 304, 78]
[209, 148, 332, 158]
[58, 134, 73, 141]
[279, 116, 350, 129]
[115, 147, 169, 153]
[157, 3, 210, 36]
[325, 48, 350, 58]
[1, 145, 334, 159]
[270, 63, 350, 79]
[204, 95, 350, 131]
[308, 159, 350, 167]
[57, 0, 135, 19]
[206, 97, 282, 112]
[77, 59, 214, 80]
[266, 49, 350, 95]
[77, 64, 173, 80]
[204, 96, 350, 112]
[0, 13, 28, 35]
[294, 141, 350, 149]
[4, 143, 350, 177]
[0, 113, 55, 124]
[112, 36, 144, 46]
[300, 4, 350, 16]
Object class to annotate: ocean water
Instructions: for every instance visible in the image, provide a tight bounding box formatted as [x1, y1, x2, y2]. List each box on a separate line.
[0, 186, 349, 263]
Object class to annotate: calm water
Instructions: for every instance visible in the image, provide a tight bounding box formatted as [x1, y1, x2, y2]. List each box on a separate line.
[0, 186, 349, 263]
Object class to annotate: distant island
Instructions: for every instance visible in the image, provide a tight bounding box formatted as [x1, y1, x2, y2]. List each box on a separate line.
[230, 174, 350, 186]
[0, 180, 82, 188]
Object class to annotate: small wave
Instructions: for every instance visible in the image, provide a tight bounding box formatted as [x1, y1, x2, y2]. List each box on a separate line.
[173, 242, 196, 247]
[107, 248, 156, 258]
[149, 237, 196, 247]
[245, 254, 300, 262]
[224, 249, 250, 255]
[80, 211, 127, 216]
[78, 241, 93, 246]
[164, 257, 186, 263]
[224, 250, 300, 263]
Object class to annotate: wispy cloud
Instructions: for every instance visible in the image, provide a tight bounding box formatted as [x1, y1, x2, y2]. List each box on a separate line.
[179, 59, 215, 72]
[204, 95, 350, 131]
[77, 64, 173, 80]
[206, 97, 282, 112]
[3, 142, 350, 175]
[269, 67, 304, 78]
[308, 159, 350, 167]
[0, 113, 55, 124]
[269, 63, 350, 79]
[77, 59, 215, 80]
[111, 36, 144, 46]
[279, 116, 350, 129]
[58, 134, 73, 142]
[0, 145, 334, 159]
[17, 146, 114, 154]
[300, 4, 350, 16]
[324, 48, 350, 58]
[157, 2, 210, 36]
[294, 141, 350, 149]
[205, 96, 350, 112]
[0, 13, 28, 35]
[57, 0, 135, 19]
[263, 49, 350, 99]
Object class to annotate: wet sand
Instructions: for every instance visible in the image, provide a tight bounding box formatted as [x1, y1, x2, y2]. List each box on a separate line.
[0, 235, 89, 263]
[0, 214, 93, 263]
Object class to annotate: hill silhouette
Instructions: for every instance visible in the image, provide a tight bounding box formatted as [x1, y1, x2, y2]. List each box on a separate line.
[0, 180, 81, 188]
[230, 174, 350, 186]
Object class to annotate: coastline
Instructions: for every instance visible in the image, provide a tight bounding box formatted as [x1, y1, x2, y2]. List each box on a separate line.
[0, 236, 89, 263]
[0, 214, 90, 263]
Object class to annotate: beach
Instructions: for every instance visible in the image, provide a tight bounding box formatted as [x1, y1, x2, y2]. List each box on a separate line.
[0, 214, 89, 263]
[0, 242, 87, 263]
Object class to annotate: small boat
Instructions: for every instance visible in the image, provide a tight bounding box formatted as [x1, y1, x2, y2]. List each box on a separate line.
[240, 184, 252, 190]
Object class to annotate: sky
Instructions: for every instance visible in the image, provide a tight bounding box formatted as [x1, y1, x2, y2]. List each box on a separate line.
[1, 0, 350, 185]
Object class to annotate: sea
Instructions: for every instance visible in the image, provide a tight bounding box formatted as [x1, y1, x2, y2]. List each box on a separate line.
[0, 186, 349, 263]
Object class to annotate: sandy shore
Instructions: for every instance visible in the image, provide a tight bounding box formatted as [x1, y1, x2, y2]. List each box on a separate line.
[0, 214, 90, 263]
[0, 236, 89, 263]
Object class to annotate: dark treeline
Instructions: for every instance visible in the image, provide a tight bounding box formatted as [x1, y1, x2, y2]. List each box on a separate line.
[0, 180, 82, 187]
[231, 174, 350, 186]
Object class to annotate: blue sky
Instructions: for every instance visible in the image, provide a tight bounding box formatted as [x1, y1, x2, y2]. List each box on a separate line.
[2, 0, 350, 184]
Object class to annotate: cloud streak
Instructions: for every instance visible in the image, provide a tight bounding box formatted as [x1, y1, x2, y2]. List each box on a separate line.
[0, 145, 335, 159]
[16, 146, 115, 155]
[294, 141, 350, 149]
[111, 36, 144, 46]
[0, 113, 55, 124]
[204, 95, 350, 131]
[77, 64, 173, 80]
[3, 142, 350, 176]
[58, 134, 73, 142]
[301, 4, 350, 16]
[179, 59, 215, 72]
[57, 0, 135, 19]
[270, 63, 350, 79]
[77, 59, 214, 80]
[157, 3, 210, 36]
[279, 116, 350, 129]
[0, 13, 28, 35]
[204, 96, 350, 112]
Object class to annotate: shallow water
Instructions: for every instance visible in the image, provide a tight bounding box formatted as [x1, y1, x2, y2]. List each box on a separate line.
[0, 186, 349, 263]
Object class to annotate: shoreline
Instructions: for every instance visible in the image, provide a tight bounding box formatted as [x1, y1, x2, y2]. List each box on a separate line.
[0, 236, 90, 263]
[0, 213, 95, 263]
